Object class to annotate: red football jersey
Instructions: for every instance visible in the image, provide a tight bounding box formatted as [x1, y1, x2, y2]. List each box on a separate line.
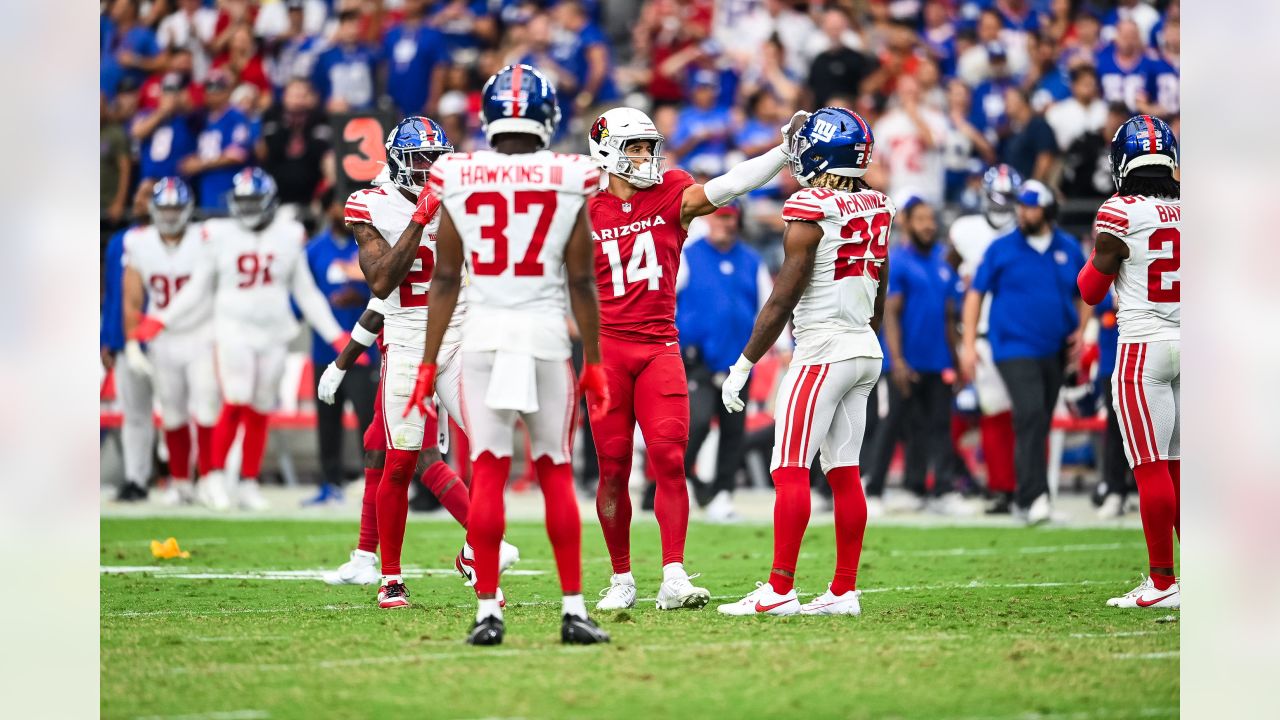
[589, 169, 696, 342]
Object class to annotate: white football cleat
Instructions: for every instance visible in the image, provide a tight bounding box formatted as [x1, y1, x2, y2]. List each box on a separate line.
[196, 472, 230, 511]
[865, 496, 885, 519]
[799, 584, 862, 616]
[237, 480, 270, 512]
[1096, 494, 1124, 519]
[455, 541, 522, 586]
[595, 574, 637, 611]
[323, 549, 380, 585]
[929, 492, 980, 516]
[499, 540, 520, 573]
[655, 569, 710, 610]
[1107, 575, 1180, 609]
[717, 581, 800, 616]
[158, 480, 195, 506]
[1025, 493, 1052, 525]
[705, 491, 739, 523]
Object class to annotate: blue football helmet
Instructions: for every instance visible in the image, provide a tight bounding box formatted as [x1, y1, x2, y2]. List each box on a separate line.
[1110, 114, 1178, 190]
[385, 116, 453, 194]
[788, 107, 874, 187]
[227, 167, 279, 230]
[149, 176, 194, 236]
[480, 64, 561, 148]
[981, 163, 1023, 227]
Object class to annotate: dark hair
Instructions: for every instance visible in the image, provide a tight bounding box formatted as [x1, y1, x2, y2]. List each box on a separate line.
[1118, 170, 1180, 199]
[1069, 65, 1097, 84]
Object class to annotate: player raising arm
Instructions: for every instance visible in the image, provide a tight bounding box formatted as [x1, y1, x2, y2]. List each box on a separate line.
[1077, 115, 1181, 609]
[716, 108, 893, 618]
[404, 64, 611, 647]
[132, 169, 347, 511]
[585, 105, 808, 611]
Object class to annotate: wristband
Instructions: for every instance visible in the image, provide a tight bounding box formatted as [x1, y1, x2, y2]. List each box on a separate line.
[350, 323, 378, 347]
[731, 354, 755, 374]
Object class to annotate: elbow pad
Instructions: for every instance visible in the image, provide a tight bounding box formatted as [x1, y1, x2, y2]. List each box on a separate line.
[703, 146, 789, 207]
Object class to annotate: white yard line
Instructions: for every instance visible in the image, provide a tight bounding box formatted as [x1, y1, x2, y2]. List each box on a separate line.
[100, 566, 545, 581]
[888, 542, 1142, 558]
[1112, 651, 1179, 660]
[940, 707, 1175, 720]
[134, 711, 270, 720]
[1069, 630, 1160, 638]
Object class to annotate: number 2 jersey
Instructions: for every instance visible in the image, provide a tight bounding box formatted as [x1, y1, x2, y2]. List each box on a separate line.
[588, 168, 696, 343]
[345, 182, 462, 349]
[781, 187, 897, 366]
[1093, 194, 1180, 343]
[428, 150, 600, 360]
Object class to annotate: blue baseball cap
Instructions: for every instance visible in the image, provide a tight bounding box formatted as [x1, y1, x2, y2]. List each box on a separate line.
[1016, 179, 1055, 207]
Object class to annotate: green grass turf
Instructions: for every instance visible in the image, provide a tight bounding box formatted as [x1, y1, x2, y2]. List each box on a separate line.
[101, 517, 1178, 719]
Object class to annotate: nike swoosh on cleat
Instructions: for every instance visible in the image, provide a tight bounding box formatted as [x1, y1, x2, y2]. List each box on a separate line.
[754, 598, 794, 612]
[1136, 592, 1176, 607]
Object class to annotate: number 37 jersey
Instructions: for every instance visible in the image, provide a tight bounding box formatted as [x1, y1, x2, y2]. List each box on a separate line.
[428, 150, 599, 359]
[1093, 194, 1180, 343]
[781, 187, 897, 366]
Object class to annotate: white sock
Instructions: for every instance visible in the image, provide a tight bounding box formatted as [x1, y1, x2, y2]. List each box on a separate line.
[241, 478, 259, 487]
[382, 575, 402, 585]
[611, 572, 635, 586]
[477, 598, 503, 622]
[662, 563, 686, 582]
[562, 594, 587, 619]
[353, 549, 377, 562]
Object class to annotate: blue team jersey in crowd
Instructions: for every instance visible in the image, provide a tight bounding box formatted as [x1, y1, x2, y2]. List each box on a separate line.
[672, 106, 734, 172]
[1094, 45, 1155, 110]
[311, 44, 379, 110]
[969, 77, 1017, 139]
[550, 21, 619, 104]
[972, 228, 1086, 363]
[305, 229, 375, 368]
[135, 112, 195, 182]
[888, 243, 960, 373]
[100, 23, 159, 98]
[676, 239, 764, 374]
[383, 23, 449, 116]
[193, 107, 252, 211]
[1145, 53, 1179, 114]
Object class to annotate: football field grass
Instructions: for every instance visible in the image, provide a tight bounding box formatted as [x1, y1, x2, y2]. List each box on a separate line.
[101, 516, 1178, 719]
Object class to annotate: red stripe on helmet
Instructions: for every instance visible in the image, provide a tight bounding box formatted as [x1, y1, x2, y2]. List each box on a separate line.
[510, 65, 524, 118]
[1141, 115, 1159, 154]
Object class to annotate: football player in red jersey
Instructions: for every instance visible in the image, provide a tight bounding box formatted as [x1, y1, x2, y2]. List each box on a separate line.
[586, 106, 805, 610]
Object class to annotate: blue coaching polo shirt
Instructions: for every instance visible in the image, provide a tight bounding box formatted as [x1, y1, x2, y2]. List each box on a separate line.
[306, 228, 376, 368]
[676, 238, 764, 374]
[972, 227, 1085, 363]
[888, 243, 959, 373]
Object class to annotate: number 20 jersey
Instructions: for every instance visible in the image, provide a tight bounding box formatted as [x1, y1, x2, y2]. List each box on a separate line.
[428, 150, 600, 359]
[588, 168, 695, 343]
[1093, 194, 1180, 343]
[345, 183, 461, 348]
[781, 187, 897, 366]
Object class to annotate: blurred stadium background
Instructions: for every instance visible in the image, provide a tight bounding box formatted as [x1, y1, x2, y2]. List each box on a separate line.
[99, 0, 1180, 521]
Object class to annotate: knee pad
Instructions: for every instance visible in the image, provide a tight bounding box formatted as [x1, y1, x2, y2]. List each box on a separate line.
[646, 441, 686, 479]
[597, 436, 633, 469]
[388, 418, 424, 451]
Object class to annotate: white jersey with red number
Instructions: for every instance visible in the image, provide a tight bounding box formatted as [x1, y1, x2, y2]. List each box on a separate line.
[1094, 194, 1180, 343]
[781, 187, 897, 365]
[428, 150, 599, 360]
[345, 184, 462, 349]
[156, 216, 342, 349]
[123, 223, 212, 337]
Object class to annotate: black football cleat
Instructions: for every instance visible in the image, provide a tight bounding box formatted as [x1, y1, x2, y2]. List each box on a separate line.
[115, 481, 149, 503]
[467, 616, 505, 646]
[561, 614, 610, 645]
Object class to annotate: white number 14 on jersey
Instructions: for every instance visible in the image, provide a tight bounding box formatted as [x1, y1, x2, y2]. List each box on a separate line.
[602, 231, 662, 296]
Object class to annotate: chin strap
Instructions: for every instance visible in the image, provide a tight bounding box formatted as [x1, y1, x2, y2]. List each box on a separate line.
[703, 145, 789, 207]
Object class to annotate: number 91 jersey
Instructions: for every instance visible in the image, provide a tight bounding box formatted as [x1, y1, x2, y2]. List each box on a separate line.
[345, 183, 461, 348]
[781, 187, 897, 365]
[588, 169, 696, 343]
[1093, 194, 1180, 343]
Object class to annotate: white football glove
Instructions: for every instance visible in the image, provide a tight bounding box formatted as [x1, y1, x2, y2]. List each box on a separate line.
[317, 362, 346, 405]
[780, 110, 811, 157]
[721, 355, 754, 413]
[123, 340, 154, 377]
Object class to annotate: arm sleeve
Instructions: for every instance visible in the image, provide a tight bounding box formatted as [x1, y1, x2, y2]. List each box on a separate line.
[291, 254, 344, 343]
[702, 145, 789, 207]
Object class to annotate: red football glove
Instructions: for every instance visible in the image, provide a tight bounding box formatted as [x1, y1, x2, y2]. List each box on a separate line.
[332, 333, 370, 366]
[578, 363, 611, 418]
[130, 315, 166, 342]
[411, 191, 435, 226]
[403, 362, 438, 418]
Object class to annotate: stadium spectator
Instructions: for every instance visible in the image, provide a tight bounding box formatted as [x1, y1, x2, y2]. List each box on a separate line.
[311, 9, 378, 112]
[132, 72, 198, 188]
[876, 75, 948, 207]
[883, 198, 970, 514]
[961, 181, 1087, 524]
[1061, 100, 1131, 200]
[551, 0, 620, 114]
[383, 0, 449, 118]
[956, 10, 1013, 86]
[716, 0, 817, 78]
[213, 24, 273, 110]
[1144, 20, 1179, 116]
[921, 0, 958, 78]
[1059, 9, 1104, 70]
[1026, 32, 1070, 112]
[257, 78, 330, 208]
[305, 194, 378, 504]
[266, 0, 323, 91]
[139, 47, 200, 113]
[671, 70, 734, 174]
[736, 36, 801, 112]
[101, 84, 136, 229]
[807, 9, 877, 109]
[430, 0, 499, 54]
[941, 79, 996, 202]
[1095, 19, 1152, 111]
[1046, 65, 1106, 152]
[1101, 0, 1162, 45]
[102, 0, 163, 101]
[968, 43, 1017, 142]
[676, 205, 772, 522]
[180, 70, 252, 212]
[998, 87, 1058, 182]
[156, 0, 218, 81]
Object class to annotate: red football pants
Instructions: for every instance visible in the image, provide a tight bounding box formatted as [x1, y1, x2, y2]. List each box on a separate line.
[589, 335, 690, 573]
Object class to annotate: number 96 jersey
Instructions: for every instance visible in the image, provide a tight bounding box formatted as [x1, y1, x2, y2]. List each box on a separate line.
[1093, 194, 1180, 343]
[781, 187, 897, 365]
